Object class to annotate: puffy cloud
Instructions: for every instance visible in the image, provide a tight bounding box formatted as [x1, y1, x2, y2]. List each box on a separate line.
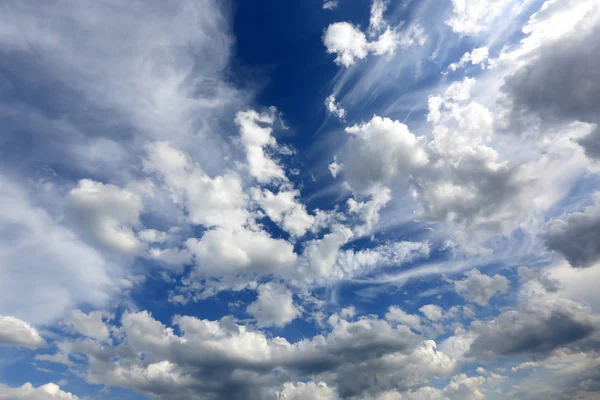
[323, 1, 338, 11]
[502, 0, 600, 158]
[323, 1, 409, 67]
[385, 307, 422, 331]
[302, 227, 429, 283]
[325, 95, 346, 121]
[0, 175, 114, 324]
[447, 46, 489, 71]
[0, 383, 78, 400]
[419, 304, 443, 322]
[247, 283, 302, 328]
[323, 22, 370, 67]
[445, 0, 515, 35]
[347, 187, 391, 235]
[235, 109, 288, 184]
[186, 225, 298, 294]
[138, 229, 168, 243]
[468, 297, 599, 357]
[278, 381, 338, 400]
[68, 179, 145, 256]
[517, 266, 562, 292]
[252, 188, 314, 237]
[67, 310, 111, 342]
[339, 116, 428, 193]
[144, 141, 248, 229]
[543, 201, 600, 268]
[453, 269, 509, 306]
[40, 310, 456, 400]
[0, 316, 46, 349]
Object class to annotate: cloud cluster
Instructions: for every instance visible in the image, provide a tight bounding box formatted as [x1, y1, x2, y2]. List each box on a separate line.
[38, 310, 457, 400]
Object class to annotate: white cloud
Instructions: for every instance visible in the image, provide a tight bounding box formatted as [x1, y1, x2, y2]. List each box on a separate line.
[445, 0, 515, 35]
[137, 229, 168, 243]
[340, 116, 428, 193]
[325, 95, 346, 120]
[386, 307, 422, 331]
[368, 0, 388, 36]
[0, 316, 46, 349]
[453, 269, 509, 306]
[235, 109, 288, 184]
[278, 381, 338, 400]
[448, 46, 489, 71]
[68, 310, 111, 342]
[0, 175, 114, 324]
[144, 141, 249, 229]
[347, 187, 391, 235]
[323, 1, 338, 10]
[0, 383, 79, 400]
[419, 304, 444, 322]
[40, 309, 457, 399]
[68, 179, 146, 256]
[252, 188, 314, 237]
[247, 283, 302, 327]
[323, 22, 370, 67]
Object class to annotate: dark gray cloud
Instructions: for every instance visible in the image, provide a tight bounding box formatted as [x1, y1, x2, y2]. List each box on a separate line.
[468, 298, 599, 357]
[504, 24, 600, 159]
[543, 203, 600, 268]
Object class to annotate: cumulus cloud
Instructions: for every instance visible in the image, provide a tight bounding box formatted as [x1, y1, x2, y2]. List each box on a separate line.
[39, 310, 456, 400]
[251, 188, 314, 237]
[247, 283, 302, 327]
[144, 141, 248, 229]
[325, 95, 346, 120]
[323, 1, 338, 11]
[278, 381, 338, 400]
[235, 109, 288, 184]
[323, 0, 415, 67]
[0, 175, 114, 324]
[419, 304, 443, 322]
[447, 46, 489, 71]
[0, 316, 46, 349]
[67, 310, 111, 342]
[453, 269, 509, 306]
[543, 201, 600, 268]
[445, 0, 515, 35]
[0, 383, 79, 400]
[339, 116, 428, 193]
[468, 297, 599, 357]
[68, 179, 146, 256]
[386, 307, 422, 331]
[502, 0, 600, 158]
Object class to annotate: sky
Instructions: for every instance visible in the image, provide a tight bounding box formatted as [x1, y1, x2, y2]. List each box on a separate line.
[1, 0, 600, 399]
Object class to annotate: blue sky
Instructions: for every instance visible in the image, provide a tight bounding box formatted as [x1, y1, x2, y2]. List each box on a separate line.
[1, 0, 600, 399]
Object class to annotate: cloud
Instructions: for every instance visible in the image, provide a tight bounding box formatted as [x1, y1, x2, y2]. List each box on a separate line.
[517, 266, 562, 292]
[323, 1, 339, 11]
[38, 309, 458, 399]
[278, 381, 338, 400]
[144, 141, 249, 229]
[447, 46, 489, 71]
[235, 109, 288, 184]
[453, 269, 509, 306]
[247, 283, 302, 327]
[386, 307, 422, 331]
[419, 304, 443, 322]
[251, 188, 314, 237]
[445, 0, 515, 35]
[0, 383, 79, 400]
[323, 1, 410, 67]
[0, 175, 114, 324]
[0, 316, 46, 349]
[339, 116, 428, 193]
[325, 95, 346, 121]
[468, 297, 599, 357]
[67, 310, 111, 342]
[67, 179, 146, 256]
[502, 0, 600, 158]
[543, 201, 600, 268]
